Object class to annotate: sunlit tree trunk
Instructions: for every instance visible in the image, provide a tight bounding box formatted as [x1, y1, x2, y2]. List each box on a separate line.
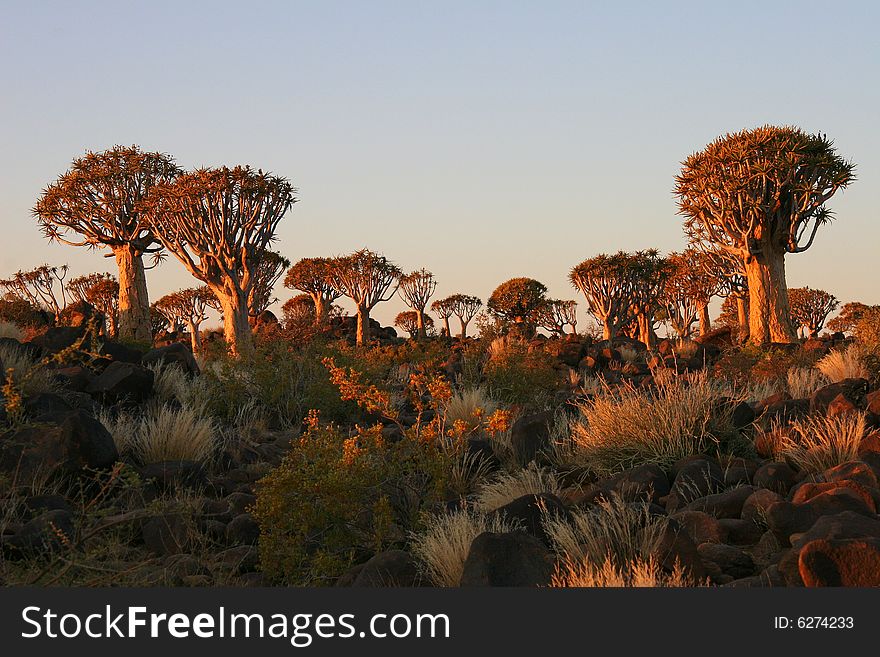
[114, 244, 151, 342]
[441, 317, 450, 338]
[697, 303, 711, 336]
[186, 320, 202, 355]
[217, 289, 254, 357]
[416, 309, 427, 340]
[313, 295, 330, 326]
[356, 304, 371, 346]
[459, 319, 470, 339]
[637, 313, 656, 349]
[744, 251, 796, 345]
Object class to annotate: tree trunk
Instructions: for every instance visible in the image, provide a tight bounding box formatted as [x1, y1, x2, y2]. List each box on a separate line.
[356, 304, 370, 346]
[186, 320, 202, 355]
[602, 321, 613, 341]
[442, 317, 450, 338]
[114, 245, 151, 342]
[637, 313, 656, 350]
[313, 295, 330, 326]
[217, 288, 254, 357]
[697, 303, 711, 336]
[459, 319, 470, 340]
[735, 295, 749, 343]
[416, 309, 427, 340]
[744, 251, 796, 345]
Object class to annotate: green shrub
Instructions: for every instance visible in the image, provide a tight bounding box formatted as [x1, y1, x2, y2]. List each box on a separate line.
[253, 420, 453, 585]
[483, 338, 560, 408]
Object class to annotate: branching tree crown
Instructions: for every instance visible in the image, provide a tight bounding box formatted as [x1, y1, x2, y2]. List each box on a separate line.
[67, 272, 120, 337]
[448, 294, 483, 339]
[284, 257, 341, 325]
[535, 299, 578, 336]
[0, 264, 69, 321]
[486, 278, 547, 330]
[398, 269, 438, 339]
[570, 251, 647, 341]
[248, 250, 291, 318]
[788, 287, 839, 338]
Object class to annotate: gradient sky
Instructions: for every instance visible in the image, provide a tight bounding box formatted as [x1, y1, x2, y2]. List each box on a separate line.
[1, 1, 878, 329]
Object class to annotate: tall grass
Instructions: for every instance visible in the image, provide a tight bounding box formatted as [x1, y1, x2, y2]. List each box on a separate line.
[0, 342, 58, 397]
[101, 404, 218, 464]
[567, 372, 741, 476]
[786, 367, 829, 399]
[816, 344, 869, 382]
[442, 387, 499, 430]
[474, 463, 562, 512]
[410, 509, 519, 587]
[551, 556, 697, 588]
[774, 412, 868, 473]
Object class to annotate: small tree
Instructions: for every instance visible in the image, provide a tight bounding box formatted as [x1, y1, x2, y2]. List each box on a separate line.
[535, 299, 577, 336]
[395, 310, 434, 339]
[67, 273, 120, 338]
[448, 294, 483, 339]
[431, 297, 455, 337]
[676, 126, 855, 344]
[248, 250, 291, 319]
[284, 257, 341, 326]
[628, 250, 672, 349]
[327, 249, 401, 346]
[827, 302, 872, 335]
[788, 287, 839, 338]
[398, 269, 438, 340]
[33, 146, 182, 341]
[696, 246, 749, 341]
[141, 166, 296, 357]
[487, 277, 547, 336]
[570, 252, 644, 341]
[155, 287, 213, 354]
[661, 250, 725, 339]
[0, 264, 69, 322]
[281, 294, 316, 331]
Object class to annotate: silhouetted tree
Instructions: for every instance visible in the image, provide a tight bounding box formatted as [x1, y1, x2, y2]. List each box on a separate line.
[281, 294, 315, 331]
[570, 252, 645, 341]
[696, 247, 750, 341]
[141, 166, 296, 357]
[535, 299, 577, 336]
[398, 269, 437, 340]
[827, 302, 872, 335]
[327, 249, 401, 346]
[395, 310, 434, 339]
[788, 287, 839, 338]
[155, 286, 213, 353]
[676, 126, 855, 344]
[0, 264, 69, 322]
[431, 297, 455, 337]
[487, 277, 547, 336]
[284, 257, 341, 326]
[67, 273, 120, 338]
[448, 294, 483, 339]
[33, 146, 182, 341]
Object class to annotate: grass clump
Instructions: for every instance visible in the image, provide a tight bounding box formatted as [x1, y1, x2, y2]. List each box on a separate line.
[551, 556, 697, 588]
[409, 508, 518, 587]
[785, 367, 828, 399]
[816, 344, 869, 382]
[0, 341, 58, 398]
[474, 463, 562, 512]
[101, 404, 218, 464]
[774, 412, 868, 473]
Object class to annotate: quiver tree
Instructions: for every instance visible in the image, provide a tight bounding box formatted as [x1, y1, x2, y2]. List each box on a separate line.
[827, 302, 872, 335]
[628, 250, 671, 349]
[284, 257, 341, 326]
[486, 277, 548, 336]
[0, 264, 69, 322]
[697, 246, 750, 341]
[448, 294, 483, 339]
[535, 299, 577, 336]
[155, 287, 213, 354]
[398, 269, 438, 339]
[140, 166, 296, 357]
[395, 310, 434, 339]
[248, 250, 290, 320]
[430, 297, 455, 337]
[788, 287, 839, 338]
[661, 250, 725, 339]
[676, 126, 855, 345]
[570, 252, 646, 342]
[327, 249, 401, 346]
[281, 294, 316, 330]
[150, 301, 175, 335]
[33, 146, 182, 341]
[66, 273, 119, 337]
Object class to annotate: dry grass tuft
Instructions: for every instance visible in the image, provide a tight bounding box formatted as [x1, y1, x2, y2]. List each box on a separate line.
[101, 404, 218, 464]
[410, 509, 519, 587]
[617, 344, 643, 364]
[0, 342, 58, 397]
[551, 556, 698, 588]
[785, 367, 828, 399]
[774, 412, 868, 473]
[442, 387, 498, 430]
[474, 463, 562, 512]
[816, 344, 869, 382]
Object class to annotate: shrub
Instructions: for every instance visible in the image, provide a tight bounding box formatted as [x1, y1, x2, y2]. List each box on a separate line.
[568, 373, 743, 476]
[474, 463, 562, 512]
[775, 413, 868, 473]
[409, 509, 518, 587]
[786, 367, 829, 399]
[254, 420, 453, 585]
[146, 361, 210, 412]
[853, 306, 880, 351]
[544, 495, 668, 571]
[442, 387, 499, 432]
[551, 556, 698, 588]
[816, 344, 869, 382]
[483, 338, 560, 407]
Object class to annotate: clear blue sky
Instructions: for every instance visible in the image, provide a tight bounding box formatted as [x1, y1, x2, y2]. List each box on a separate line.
[1, 1, 877, 328]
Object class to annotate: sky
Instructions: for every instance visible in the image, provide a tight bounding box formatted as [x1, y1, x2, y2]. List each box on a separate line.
[1, 0, 878, 329]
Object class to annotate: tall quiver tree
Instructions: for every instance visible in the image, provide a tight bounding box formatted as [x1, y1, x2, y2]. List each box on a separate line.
[33, 146, 182, 341]
[141, 166, 296, 357]
[327, 249, 401, 346]
[430, 297, 455, 337]
[284, 257, 341, 326]
[788, 287, 839, 338]
[628, 250, 671, 350]
[570, 252, 642, 342]
[398, 269, 438, 340]
[67, 272, 120, 337]
[676, 126, 855, 345]
[449, 294, 483, 339]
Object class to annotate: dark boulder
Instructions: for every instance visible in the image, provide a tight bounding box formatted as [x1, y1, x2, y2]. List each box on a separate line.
[459, 531, 555, 587]
[87, 361, 154, 403]
[351, 550, 422, 587]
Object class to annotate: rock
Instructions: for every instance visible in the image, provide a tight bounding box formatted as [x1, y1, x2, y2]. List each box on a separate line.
[600, 464, 670, 505]
[138, 461, 206, 492]
[225, 513, 260, 545]
[163, 554, 210, 584]
[665, 457, 723, 509]
[867, 390, 880, 416]
[652, 518, 706, 579]
[488, 493, 568, 544]
[23, 392, 73, 421]
[459, 531, 555, 586]
[799, 538, 880, 586]
[3, 510, 75, 556]
[754, 429, 786, 459]
[509, 411, 554, 464]
[823, 461, 878, 490]
[24, 494, 73, 518]
[753, 462, 798, 495]
[683, 485, 757, 519]
[810, 378, 869, 415]
[213, 546, 259, 574]
[142, 515, 191, 556]
[225, 492, 257, 517]
[751, 530, 784, 568]
[766, 488, 876, 545]
[721, 457, 758, 487]
[741, 489, 784, 524]
[717, 518, 765, 546]
[761, 399, 810, 427]
[142, 342, 200, 376]
[351, 550, 422, 587]
[730, 401, 756, 430]
[99, 341, 145, 365]
[53, 366, 95, 392]
[29, 326, 85, 355]
[87, 361, 154, 403]
[826, 393, 858, 417]
[790, 480, 876, 512]
[671, 510, 727, 544]
[697, 543, 755, 580]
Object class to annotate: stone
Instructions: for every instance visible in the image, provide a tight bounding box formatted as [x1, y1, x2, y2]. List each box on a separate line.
[138, 461, 206, 492]
[142, 515, 191, 556]
[822, 461, 878, 490]
[142, 342, 200, 376]
[810, 378, 869, 415]
[225, 513, 260, 545]
[351, 550, 422, 587]
[213, 546, 259, 573]
[3, 509, 75, 556]
[665, 457, 723, 509]
[23, 392, 73, 422]
[826, 393, 858, 417]
[488, 493, 568, 545]
[24, 494, 73, 517]
[509, 411, 554, 464]
[600, 464, 670, 505]
[799, 538, 880, 586]
[459, 531, 555, 587]
[683, 485, 757, 519]
[225, 492, 257, 517]
[753, 462, 798, 495]
[790, 480, 876, 512]
[87, 361, 154, 403]
[697, 543, 755, 580]
[717, 518, 765, 546]
[671, 510, 727, 545]
[652, 518, 706, 579]
[741, 489, 784, 524]
[766, 489, 876, 546]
